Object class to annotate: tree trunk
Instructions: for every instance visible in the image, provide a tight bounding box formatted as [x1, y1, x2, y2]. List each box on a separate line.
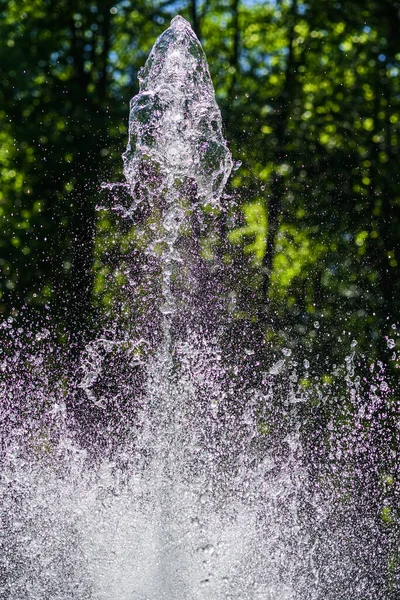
[261, 0, 298, 310]
[190, 0, 201, 40]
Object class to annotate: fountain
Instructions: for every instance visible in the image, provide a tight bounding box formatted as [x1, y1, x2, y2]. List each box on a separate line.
[0, 15, 397, 600]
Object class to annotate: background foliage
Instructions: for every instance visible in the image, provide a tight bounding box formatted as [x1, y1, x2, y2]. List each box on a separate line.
[1, 0, 399, 364]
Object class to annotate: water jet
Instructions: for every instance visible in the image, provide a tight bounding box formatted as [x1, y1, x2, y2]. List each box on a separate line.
[0, 15, 396, 600]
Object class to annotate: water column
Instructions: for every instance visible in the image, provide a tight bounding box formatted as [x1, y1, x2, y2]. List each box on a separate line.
[121, 20, 234, 596]
[123, 15, 233, 348]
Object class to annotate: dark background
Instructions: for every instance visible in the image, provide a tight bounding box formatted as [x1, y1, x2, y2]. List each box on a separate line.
[1, 0, 399, 363]
[1, 0, 400, 592]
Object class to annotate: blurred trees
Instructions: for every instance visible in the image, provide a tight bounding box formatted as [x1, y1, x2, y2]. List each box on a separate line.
[0, 0, 171, 345]
[0, 0, 399, 366]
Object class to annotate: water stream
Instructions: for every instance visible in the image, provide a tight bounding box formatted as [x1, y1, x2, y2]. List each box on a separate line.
[0, 15, 396, 600]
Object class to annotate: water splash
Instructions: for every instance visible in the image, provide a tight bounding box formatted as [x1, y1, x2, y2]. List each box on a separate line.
[0, 15, 397, 600]
[123, 15, 232, 208]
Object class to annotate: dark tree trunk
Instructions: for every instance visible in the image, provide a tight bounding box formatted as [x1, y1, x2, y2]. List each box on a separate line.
[190, 0, 201, 40]
[228, 0, 240, 97]
[58, 5, 113, 351]
[261, 0, 298, 311]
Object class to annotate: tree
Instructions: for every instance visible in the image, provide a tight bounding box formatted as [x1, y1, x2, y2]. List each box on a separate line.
[0, 0, 174, 347]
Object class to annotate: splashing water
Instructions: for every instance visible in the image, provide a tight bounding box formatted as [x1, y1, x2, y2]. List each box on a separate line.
[1, 16, 398, 600]
[123, 15, 232, 208]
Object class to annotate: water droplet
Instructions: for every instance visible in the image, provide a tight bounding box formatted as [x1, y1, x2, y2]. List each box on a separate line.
[269, 359, 285, 375]
[202, 544, 215, 555]
[380, 380, 389, 392]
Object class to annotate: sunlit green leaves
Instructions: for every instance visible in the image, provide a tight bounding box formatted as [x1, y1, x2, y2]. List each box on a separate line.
[229, 201, 267, 261]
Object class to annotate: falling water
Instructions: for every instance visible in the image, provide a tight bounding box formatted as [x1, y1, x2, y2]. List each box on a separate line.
[1, 15, 398, 600]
